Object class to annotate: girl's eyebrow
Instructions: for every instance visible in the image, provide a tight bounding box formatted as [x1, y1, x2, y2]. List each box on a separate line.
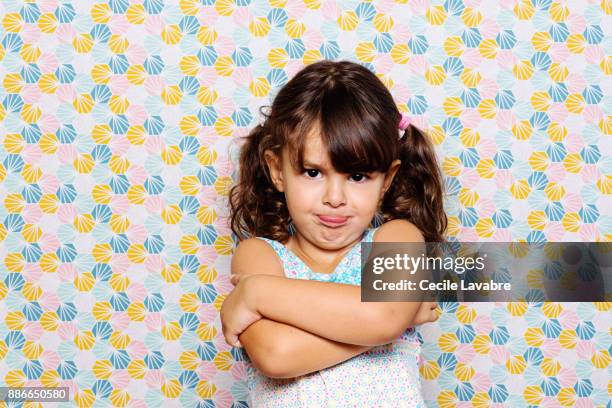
[303, 160, 327, 168]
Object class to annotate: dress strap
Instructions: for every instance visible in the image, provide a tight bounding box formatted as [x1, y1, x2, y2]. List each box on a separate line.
[359, 227, 380, 264]
[254, 237, 285, 259]
[363, 226, 380, 243]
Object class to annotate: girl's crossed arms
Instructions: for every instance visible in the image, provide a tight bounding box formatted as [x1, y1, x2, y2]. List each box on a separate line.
[220, 219, 439, 379]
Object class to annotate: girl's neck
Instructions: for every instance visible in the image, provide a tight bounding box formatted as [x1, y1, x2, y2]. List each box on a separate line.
[285, 230, 366, 274]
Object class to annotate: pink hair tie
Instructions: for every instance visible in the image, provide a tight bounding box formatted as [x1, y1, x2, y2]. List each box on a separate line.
[398, 113, 411, 131]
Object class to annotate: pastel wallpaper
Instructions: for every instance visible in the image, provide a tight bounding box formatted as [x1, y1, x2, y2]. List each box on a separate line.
[0, 0, 611, 407]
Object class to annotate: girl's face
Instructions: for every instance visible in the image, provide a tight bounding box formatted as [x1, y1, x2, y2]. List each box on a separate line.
[264, 131, 400, 250]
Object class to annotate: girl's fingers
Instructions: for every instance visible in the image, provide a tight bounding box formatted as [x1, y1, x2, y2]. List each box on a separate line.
[225, 333, 240, 348]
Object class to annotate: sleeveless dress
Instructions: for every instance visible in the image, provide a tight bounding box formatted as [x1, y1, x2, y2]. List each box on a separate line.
[242, 227, 426, 407]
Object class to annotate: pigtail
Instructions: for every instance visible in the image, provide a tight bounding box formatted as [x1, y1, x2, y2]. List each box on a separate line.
[228, 123, 291, 243]
[381, 124, 448, 242]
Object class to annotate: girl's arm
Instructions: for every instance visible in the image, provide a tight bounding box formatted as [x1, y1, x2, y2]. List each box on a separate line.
[226, 220, 427, 347]
[246, 219, 428, 346]
[243, 274, 420, 346]
[239, 318, 372, 379]
[241, 300, 438, 379]
[228, 238, 373, 378]
[228, 223, 435, 378]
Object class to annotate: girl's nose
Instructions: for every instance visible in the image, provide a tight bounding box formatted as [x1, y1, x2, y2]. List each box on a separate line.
[323, 179, 346, 207]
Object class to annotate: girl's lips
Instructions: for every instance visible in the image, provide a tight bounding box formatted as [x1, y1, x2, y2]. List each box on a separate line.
[318, 215, 349, 226]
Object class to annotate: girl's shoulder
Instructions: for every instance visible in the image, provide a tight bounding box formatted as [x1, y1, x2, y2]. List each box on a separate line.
[372, 220, 424, 243]
[232, 237, 285, 277]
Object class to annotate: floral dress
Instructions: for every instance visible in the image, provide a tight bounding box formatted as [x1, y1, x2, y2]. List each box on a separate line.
[241, 227, 426, 407]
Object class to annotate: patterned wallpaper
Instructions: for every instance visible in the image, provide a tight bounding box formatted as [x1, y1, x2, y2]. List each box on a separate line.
[0, 0, 610, 407]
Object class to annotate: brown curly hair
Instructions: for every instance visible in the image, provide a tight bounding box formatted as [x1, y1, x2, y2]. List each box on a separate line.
[229, 60, 447, 243]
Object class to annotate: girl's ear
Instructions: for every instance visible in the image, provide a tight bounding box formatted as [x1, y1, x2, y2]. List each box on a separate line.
[264, 149, 285, 192]
[381, 159, 401, 198]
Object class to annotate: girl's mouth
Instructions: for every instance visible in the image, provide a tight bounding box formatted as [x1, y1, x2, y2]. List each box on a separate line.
[317, 215, 349, 227]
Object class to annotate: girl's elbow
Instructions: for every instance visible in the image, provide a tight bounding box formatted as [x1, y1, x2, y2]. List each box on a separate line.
[371, 306, 412, 345]
[375, 323, 404, 345]
[262, 365, 295, 379]
[249, 339, 294, 379]
[248, 348, 283, 378]
[258, 353, 297, 379]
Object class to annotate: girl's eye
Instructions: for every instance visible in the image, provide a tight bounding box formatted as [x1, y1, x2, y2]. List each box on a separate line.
[303, 169, 369, 182]
[350, 173, 369, 182]
[305, 169, 320, 178]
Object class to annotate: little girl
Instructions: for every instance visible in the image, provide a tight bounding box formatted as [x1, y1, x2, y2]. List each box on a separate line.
[221, 60, 447, 407]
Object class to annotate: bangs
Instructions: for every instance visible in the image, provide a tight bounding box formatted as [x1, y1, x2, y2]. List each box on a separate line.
[284, 83, 398, 174]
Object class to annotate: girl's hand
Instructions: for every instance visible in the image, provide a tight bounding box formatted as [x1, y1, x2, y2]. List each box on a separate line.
[220, 274, 262, 348]
[229, 274, 241, 286]
[411, 301, 439, 326]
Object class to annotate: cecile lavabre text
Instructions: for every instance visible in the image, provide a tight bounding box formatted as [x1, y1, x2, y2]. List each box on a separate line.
[369, 253, 512, 292]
